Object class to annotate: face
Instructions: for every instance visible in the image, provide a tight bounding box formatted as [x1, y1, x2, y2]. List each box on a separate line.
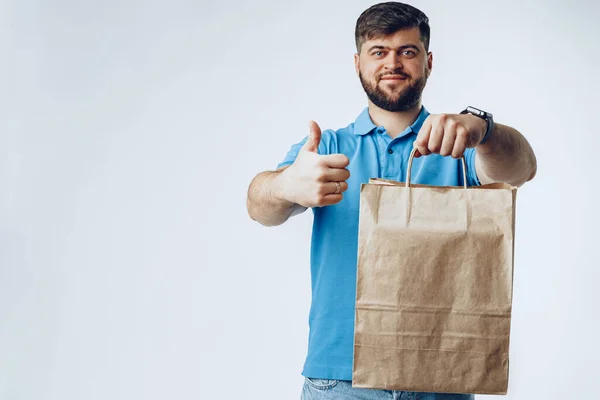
[354, 27, 433, 112]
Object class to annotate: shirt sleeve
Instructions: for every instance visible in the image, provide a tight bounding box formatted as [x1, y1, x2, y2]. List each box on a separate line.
[276, 136, 308, 169]
[275, 133, 330, 169]
[464, 147, 482, 187]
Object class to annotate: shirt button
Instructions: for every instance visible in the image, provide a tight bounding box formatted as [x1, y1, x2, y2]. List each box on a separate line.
[388, 148, 394, 154]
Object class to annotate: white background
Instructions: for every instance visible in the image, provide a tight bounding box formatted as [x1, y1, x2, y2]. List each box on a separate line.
[2, 0, 599, 399]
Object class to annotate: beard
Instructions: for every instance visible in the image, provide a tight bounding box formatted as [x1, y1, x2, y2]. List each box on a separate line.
[359, 69, 428, 112]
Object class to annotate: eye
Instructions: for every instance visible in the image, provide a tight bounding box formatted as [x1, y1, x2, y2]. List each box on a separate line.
[372, 51, 384, 57]
[402, 50, 416, 58]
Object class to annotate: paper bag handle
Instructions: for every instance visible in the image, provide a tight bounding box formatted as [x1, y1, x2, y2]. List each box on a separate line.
[406, 148, 467, 189]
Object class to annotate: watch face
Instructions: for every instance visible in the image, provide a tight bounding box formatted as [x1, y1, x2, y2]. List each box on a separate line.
[466, 106, 485, 117]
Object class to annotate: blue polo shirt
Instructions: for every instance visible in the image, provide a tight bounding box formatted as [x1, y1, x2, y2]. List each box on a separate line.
[276, 106, 481, 381]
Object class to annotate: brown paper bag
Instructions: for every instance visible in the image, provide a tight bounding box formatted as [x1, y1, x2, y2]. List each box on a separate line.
[352, 149, 517, 395]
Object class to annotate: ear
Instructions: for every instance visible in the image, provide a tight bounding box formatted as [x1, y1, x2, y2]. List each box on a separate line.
[427, 51, 433, 76]
[354, 53, 360, 76]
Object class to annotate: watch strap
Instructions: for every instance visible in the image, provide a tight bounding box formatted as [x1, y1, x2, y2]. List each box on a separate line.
[460, 106, 494, 144]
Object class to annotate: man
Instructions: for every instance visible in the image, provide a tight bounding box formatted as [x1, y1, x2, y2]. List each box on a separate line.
[247, 2, 537, 399]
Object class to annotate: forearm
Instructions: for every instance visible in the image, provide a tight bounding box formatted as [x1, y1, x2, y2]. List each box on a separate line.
[475, 123, 537, 187]
[246, 168, 306, 227]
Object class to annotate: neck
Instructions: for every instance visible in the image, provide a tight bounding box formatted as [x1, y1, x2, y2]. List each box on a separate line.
[367, 100, 423, 138]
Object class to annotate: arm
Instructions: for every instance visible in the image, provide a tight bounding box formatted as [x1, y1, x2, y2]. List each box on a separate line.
[246, 121, 350, 227]
[475, 122, 537, 187]
[246, 166, 308, 227]
[413, 113, 537, 187]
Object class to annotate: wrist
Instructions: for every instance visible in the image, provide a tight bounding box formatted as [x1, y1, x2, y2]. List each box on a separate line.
[272, 167, 296, 206]
[479, 118, 494, 145]
[465, 114, 487, 144]
[460, 106, 494, 145]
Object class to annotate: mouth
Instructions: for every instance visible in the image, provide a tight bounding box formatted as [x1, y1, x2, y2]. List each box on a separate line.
[380, 75, 408, 81]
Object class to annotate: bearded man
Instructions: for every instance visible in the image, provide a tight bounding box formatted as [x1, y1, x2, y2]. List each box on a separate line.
[246, 2, 537, 399]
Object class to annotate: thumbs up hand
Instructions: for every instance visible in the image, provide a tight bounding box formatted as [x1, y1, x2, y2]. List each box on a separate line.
[302, 120, 323, 153]
[281, 121, 351, 208]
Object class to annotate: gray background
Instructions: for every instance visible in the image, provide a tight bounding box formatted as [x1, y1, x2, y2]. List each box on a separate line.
[2, 0, 599, 399]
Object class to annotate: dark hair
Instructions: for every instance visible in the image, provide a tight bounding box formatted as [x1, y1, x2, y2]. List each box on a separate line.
[355, 2, 430, 53]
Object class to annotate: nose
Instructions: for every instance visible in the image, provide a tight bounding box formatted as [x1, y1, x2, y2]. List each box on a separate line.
[383, 51, 403, 71]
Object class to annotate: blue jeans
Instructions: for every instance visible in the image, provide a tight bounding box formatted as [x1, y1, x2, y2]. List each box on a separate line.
[301, 378, 475, 400]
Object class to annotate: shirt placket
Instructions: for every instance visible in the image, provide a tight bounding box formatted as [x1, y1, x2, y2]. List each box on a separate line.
[375, 130, 395, 180]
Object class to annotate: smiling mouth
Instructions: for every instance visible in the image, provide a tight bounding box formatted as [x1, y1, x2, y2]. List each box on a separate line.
[380, 75, 408, 81]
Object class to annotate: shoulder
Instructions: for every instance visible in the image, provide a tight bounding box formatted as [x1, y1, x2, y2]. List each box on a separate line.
[318, 122, 359, 154]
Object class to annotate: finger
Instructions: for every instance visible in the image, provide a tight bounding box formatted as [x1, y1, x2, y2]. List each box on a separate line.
[321, 181, 349, 195]
[321, 153, 350, 168]
[301, 120, 322, 153]
[439, 122, 457, 157]
[320, 194, 344, 206]
[414, 117, 432, 156]
[323, 168, 350, 182]
[451, 126, 468, 159]
[428, 118, 445, 154]
[316, 181, 347, 200]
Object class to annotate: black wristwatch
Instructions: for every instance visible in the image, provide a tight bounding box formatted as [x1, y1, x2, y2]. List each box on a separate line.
[460, 106, 494, 144]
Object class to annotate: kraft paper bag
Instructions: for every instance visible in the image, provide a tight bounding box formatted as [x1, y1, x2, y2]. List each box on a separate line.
[352, 149, 517, 395]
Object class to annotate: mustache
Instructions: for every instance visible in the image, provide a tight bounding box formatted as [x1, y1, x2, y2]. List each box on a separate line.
[379, 71, 410, 80]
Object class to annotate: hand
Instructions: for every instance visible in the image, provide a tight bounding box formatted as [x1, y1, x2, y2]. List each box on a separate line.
[413, 113, 487, 159]
[281, 121, 350, 207]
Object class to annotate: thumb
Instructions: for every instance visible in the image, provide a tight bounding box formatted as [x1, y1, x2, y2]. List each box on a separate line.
[301, 120, 322, 153]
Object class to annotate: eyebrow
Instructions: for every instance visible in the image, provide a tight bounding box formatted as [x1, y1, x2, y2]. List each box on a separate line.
[367, 44, 420, 53]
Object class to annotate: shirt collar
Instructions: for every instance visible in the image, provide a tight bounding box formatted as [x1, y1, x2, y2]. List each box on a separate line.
[353, 106, 430, 136]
